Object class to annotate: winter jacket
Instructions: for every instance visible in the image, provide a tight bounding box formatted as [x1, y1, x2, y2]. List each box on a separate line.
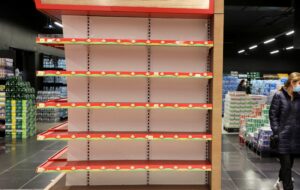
[269, 88, 300, 154]
[236, 85, 247, 92]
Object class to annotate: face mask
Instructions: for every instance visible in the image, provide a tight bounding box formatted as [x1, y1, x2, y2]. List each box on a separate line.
[293, 85, 300, 92]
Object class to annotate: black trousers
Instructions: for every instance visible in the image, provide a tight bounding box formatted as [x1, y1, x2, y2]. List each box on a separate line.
[279, 154, 295, 190]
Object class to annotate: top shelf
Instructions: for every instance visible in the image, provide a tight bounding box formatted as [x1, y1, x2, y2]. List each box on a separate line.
[34, 0, 214, 19]
[36, 38, 213, 49]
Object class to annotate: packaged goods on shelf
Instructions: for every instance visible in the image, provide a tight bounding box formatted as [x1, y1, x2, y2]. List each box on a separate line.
[251, 80, 284, 96]
[42, 86, 67, 98]
[263, 74, 279, 79]
[36, 91, 60, 102]
[36, 91, 67, 122]
[43, 55, 66, 70]
[224, 91, 267, 132]
[43, 76, 67, 84]
[230, 71, 239, 77]
[222, 76, 240, 113]
[41, 54, 67, 99]
[278, 73, 289, 79]
[0, 87, 5, 129]
[0, 58, 14, 79]
[240, 104, 273, 152]
[257, 127, 273, 151]
[5, 77, 36, 139]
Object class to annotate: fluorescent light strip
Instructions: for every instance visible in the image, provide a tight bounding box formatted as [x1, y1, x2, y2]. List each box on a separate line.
[54, 22, 63, 28]
[286, 46, 294, 50]
[238, 50, 245, 54]
[286, 30, 294, 36]
[249, 45, 258, 50]
[270, 50, 279, 54]
[263, 38, 275, 44]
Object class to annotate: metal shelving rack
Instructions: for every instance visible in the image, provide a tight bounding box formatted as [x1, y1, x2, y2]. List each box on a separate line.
[34, 0, 223, 189]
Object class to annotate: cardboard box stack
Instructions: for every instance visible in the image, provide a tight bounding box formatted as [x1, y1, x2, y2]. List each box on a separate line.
[5, 77, 36, 139]
[251, 80, 283, 96]
[0, 86, 5, 134]
[224, 91, 267, 132]
[222, 76, 240, 113]
[240, 104, 273, 152]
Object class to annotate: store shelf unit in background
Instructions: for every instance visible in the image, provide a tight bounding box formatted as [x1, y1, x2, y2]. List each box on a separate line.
[36, 92, 67, 122]
[38, 54, 68, 122]
[0, 90, 4, 137]
[41, 54, 67, 97]
[0, 58, 14, 80]
[0, 58, 14, 137]
[42, 54, 66, 70]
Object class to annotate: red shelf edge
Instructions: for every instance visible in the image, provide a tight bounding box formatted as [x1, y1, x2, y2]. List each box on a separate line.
[34, 0, 214, 19]
[37, 70, 213, 79]
[37, 102, 213, 110]
[36, 38, 214, 47]
[37, 124, 212, 141]
[37, 148, 212, 173]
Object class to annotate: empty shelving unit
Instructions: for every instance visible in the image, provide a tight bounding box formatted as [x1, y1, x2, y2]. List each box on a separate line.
[34, 0, 224, 189]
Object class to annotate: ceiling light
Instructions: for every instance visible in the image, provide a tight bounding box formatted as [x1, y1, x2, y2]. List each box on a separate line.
[286, 30, 294, 36]
[263, 38, 275, 44]
[286, 46, 294, 50]
[54, 22, 63, 28]
[238, 50, 245, 54]
[249, 45, 258, 50]
[270, 50, 279, 54]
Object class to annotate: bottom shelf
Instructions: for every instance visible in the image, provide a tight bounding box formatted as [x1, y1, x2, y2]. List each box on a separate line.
[49, 174, 210, 190]
[38, 148, 211, 173]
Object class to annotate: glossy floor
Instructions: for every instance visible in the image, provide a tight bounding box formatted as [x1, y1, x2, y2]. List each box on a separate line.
[222, 135, 300, 190]
[0, 125, 299, 189]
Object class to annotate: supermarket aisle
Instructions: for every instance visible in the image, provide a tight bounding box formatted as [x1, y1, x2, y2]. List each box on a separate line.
[222, 135, 300, 190]
[0, 123, 66, 189]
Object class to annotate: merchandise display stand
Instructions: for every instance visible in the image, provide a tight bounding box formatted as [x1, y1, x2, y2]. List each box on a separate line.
[34, 0, 223, 189]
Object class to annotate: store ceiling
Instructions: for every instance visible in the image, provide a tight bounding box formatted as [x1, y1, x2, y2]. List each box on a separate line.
[0, 0, 62, 34]
[225, 0, 294, 54]
[0, 0, 294, 54]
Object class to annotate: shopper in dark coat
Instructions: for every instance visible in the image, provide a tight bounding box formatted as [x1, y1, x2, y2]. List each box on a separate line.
[236, 79, 247, 92]
[270, 72, 300, 190]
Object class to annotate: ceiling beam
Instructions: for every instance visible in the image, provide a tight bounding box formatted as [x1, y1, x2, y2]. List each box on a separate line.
[225, 0, 292, 7]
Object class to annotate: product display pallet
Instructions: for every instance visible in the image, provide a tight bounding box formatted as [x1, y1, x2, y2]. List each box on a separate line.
[34, 0, 223, 189]
[5, 77, 36, 139]
[245, 141, 276, 158]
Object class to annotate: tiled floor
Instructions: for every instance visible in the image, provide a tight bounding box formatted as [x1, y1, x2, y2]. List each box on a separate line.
[222, 135, 300, 190]
[0, 122, 67, 190]
[0, 124, 300, 189]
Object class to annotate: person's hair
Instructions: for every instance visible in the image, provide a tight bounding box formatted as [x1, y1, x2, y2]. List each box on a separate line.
[285, 72, 300, 88]
[239, 79, 245, 86]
